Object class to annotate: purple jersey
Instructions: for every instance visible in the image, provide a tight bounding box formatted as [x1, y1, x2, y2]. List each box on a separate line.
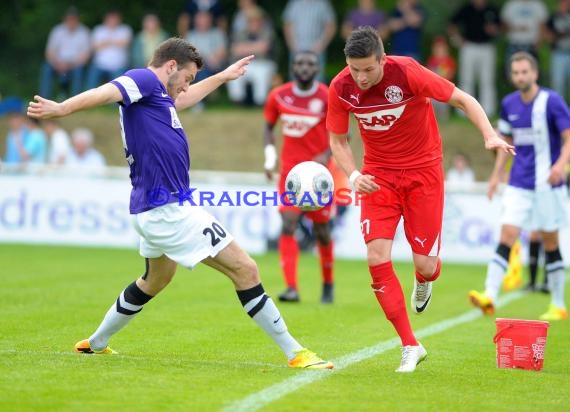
[498, 88, 570, 190]
[112, 69, 191, 213]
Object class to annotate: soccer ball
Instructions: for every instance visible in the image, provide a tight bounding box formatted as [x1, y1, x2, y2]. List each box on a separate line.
[284, 161, 334, 211]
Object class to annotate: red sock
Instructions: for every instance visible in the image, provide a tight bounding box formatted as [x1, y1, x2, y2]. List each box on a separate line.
[415, 258, 442, 283]
[370, 261, 418, 346]
[279, 235, 299, 289]
[317, 240, 334, 284]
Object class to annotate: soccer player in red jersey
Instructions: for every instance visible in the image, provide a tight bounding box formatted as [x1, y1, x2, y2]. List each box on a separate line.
[264, 51, 335, 304]
[327, 26, 515, 372]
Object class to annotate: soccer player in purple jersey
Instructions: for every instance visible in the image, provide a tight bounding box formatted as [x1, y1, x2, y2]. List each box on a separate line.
[469, 52, 570, 321]
[27, 37, 333, 368]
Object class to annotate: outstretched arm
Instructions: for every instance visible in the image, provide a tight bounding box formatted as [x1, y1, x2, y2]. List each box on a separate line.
[175, 55, 254, 111]
[448, 87, 516, 155]
[27, 83, 123, 119]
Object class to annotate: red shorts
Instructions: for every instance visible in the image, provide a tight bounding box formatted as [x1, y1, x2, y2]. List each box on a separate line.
[359, 164, 444, 256]
[278, 173, 334, 224]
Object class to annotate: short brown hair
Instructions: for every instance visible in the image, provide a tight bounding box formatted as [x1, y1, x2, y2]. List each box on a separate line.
[509, 51, 538, 72]
[149, 37, 203, 70]
[344, 26, 384, 59]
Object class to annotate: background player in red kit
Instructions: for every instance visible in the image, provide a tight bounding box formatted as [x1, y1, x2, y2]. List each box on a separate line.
[264, 51, 335, 304]
[327, 26, 515, 372]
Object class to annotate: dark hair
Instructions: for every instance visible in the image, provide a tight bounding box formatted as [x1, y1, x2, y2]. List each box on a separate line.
[293, 50, 319, 63]
[64, 6, 79, 17]
[510, 51, 538, 71]
[149, 37, 203, 70]
[344, 26, 384, 59]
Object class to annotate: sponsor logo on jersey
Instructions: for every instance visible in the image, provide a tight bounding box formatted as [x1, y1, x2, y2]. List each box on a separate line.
[512, 127, 537, 146]
[308, 98, 324, 114]
[170, 107, 183, 129]
[385, 85, 403, 103]
[353, 106, 406, 131]
[280, 113, 321, 137]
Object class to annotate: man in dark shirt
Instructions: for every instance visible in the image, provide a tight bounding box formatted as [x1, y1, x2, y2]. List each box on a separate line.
[449, 0, 501, 117]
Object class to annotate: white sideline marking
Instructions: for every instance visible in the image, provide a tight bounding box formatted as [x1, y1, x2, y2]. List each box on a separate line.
[222, 290, 526, 412]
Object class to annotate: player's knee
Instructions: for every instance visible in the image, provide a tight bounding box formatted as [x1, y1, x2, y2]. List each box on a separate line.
[367, 250, 390, 266]
[281, 211, 300, 235]
[368, 256, 390, 266]
[541, 232, 559, 250]
[313, 223, 331, 244]
[281, 218, 298, 235]
[415, 262, 435, 278]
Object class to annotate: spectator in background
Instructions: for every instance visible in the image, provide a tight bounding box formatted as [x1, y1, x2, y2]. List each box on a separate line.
[546, 0, 570, 102]
[449, 0, 500, 118]
[342, 0, 389, 40]
[427, 36, 456, 121]
[446, 152, 475, 190]
[182, 0, 227, 32]
[282, 0, 336, 81]
[3, 110, 47, 169]
[231, 0, 273, 37]
[66, 128, 106, 176]
[3, 109, 27, 166]
[86, 9, 133, 89]
[0, 95, 24, 116]
[227, 7, 276, 106]
[501, 0, 548, 69]
[39, 6, 90, 100]
[387, 0, 426, 61]
[186, 10, 228, 83]
[25, 118, 48, 164]
[177, 11, 192, 38]
[42, 119, 71, 166]
[131, 13, 169, 69]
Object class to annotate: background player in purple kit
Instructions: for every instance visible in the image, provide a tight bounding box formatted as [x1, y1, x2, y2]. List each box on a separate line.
[27, 37, 333, 369]
[469, 52, 570, 321]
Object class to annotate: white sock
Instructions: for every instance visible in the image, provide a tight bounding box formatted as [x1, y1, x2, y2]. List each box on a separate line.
[89, 303, 135, 350]
[547, 267, 566, 309]
[238, 284, 303, 359]
[485, 250, 509, 302]
[89, 282, 152, 350]
[545, 250, 566, 309]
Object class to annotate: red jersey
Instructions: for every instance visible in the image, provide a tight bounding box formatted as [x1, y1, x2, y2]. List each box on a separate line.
[264, 81, 329, 175]
[327, 56, 455, 170]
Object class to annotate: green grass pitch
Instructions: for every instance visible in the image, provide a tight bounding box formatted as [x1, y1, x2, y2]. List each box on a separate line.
[1, 244, 568, 411]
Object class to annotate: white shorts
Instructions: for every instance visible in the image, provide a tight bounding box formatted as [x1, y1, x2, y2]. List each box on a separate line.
[132, 203, 234, 269]
[500, 185, 568, 232]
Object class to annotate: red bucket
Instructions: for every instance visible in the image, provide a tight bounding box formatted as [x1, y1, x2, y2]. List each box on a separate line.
[494, 318, 549, 371]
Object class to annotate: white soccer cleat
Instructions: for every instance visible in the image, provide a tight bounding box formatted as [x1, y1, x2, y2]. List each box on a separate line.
[411, 279, 432, 314]
[395, 344, 427, 373]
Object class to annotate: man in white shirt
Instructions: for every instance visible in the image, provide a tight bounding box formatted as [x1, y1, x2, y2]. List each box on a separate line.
[39, 7, 91, 99]
[66, 128, 106, 176]
[446, 152, 476, 190]
[501, 0, 548, 70]
[43, 119, 71, 165]
[86, 9, 133, 89]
